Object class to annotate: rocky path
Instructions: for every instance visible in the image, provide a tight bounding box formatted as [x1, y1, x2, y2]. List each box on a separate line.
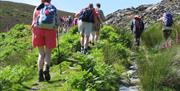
[119, 52, 141, 91]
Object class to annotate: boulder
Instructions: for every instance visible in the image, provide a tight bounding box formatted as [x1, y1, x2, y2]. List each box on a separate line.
[105, 0, 180, 29]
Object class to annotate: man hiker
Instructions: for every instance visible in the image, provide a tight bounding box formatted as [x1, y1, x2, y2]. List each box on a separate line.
[31, 0, 58, 82]
[91, 3, 106, 45]
[75, 4, 98, 54]
[131, 15, 144, 46]
[159, 11, 173, 48]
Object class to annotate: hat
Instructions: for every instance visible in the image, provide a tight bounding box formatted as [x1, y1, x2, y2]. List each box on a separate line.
[134, 15, 141, 19]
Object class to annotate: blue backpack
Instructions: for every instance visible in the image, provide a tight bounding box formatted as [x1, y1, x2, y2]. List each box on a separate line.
[79, 8, 94, 23]
[163, 12, 173, 27]
[37, 3, 57, 29]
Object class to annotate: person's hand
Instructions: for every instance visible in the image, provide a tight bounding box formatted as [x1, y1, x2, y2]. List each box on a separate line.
[31, 24, 34, 30]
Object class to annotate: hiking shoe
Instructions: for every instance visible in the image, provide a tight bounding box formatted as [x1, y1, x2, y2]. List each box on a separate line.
[43, 71, 51, 81]
[43, 66, 51, 81]
[92, 42, 95, 46]
[80, 47, 84, 54]
[38, 69, 44, 82]
[84, 48, 88, 54]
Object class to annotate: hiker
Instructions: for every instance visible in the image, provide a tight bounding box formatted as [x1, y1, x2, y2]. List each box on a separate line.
[67, 16, 73, 28]
[75, 3, 98, 54]
[159, 11, 173, 48]
[131, 15, 144, 46]
[72, 17, 78, 26]
[31, 0, 58, 82]
[91, 3, 106, 45]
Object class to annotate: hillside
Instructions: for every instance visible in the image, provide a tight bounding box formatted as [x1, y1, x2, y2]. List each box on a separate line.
[105, 0, 180, 29]
[0, 1, 74, 32]
[1, 0, 180, 91]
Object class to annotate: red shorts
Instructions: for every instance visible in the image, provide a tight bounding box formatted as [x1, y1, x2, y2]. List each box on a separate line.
[32, 27, 56, 49]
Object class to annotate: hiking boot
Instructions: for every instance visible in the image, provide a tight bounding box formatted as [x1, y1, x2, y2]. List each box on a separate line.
[84, 48, 88, 54]
[38, 69, 44, 82]
[91, 42, 95, 46]
[43, 66, 51, 81]
[80, 47, 84, 54]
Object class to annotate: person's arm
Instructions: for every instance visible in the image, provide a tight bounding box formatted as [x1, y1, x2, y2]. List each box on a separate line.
[131, 20, 134, 32]
[75, 9, 83, 18]
[31, 7, 37, 29]
[99, 10, 106, 22]
[157, 17, 163, 21]
[55, 8, 60, 31]
[75, 13, 80, 18]
[141, 20, 145, 31]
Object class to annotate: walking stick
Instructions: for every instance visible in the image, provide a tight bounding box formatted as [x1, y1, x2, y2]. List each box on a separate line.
[57, 26, 62, 74]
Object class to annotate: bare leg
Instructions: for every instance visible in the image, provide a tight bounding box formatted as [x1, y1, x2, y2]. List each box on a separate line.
[37, 47, 45, 82]
[38, 47, 45, 70]
[44, 48, 52, 71]
[91, 31, 96, 44]
[80, 34, 84, 47]
[95, 31, 99, 41]
[84, 35, 90, 49]
[43, 47, 52, 81]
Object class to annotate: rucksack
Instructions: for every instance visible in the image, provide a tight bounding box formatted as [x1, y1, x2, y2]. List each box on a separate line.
[163, 12, 173, 27]
[97, 9, 105, 22]
[37, 3, 57, 29]
[133, 18, 144, 31]
[79, 8, 94, 23]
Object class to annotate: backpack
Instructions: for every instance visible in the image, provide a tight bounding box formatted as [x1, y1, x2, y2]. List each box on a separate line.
[163, 12, 173, 27]
[79, 8, 94, 23]
[97, 9, 105, 22]
[37, 3, 57, 29]
[133, 18, 144, 31]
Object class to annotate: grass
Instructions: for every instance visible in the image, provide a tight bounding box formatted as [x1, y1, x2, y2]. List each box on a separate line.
[137, 19, 180, 91]
[137, 48, 175, 91]
[141, 22, 163, 48]
[0, 1, 74, 32]
[1, 17, 180, 91]
[0, 24, 130, 91]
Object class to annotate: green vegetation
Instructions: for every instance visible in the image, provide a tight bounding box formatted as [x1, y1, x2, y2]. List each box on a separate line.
[138, 20, 180, 91]
[1, 16, 180, 91]
[0, 1, 74, 32]
[0, 24, 132, 91]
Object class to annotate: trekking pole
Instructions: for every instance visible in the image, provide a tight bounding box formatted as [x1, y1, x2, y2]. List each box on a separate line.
[56, 26, 62, 74]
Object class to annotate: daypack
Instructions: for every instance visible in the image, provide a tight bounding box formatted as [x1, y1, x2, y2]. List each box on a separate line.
[97, 9, 106, 22]
[133, 18, 144, 31]
[79, 8, 94, 23]
[163, 12, 173, 27]
[37, 3, 57, 29]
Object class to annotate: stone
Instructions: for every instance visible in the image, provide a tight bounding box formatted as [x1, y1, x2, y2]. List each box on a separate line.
[105, 0, 180, 30]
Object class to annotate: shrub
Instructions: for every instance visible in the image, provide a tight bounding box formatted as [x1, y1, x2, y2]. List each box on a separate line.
[103, 41, 131, 67]
[142, 22, 163, 48]
[51, 26, 80, 65]
[100, 25, 132, 47]
[0, 24, 32, 66]
[137, 47, 175, 91]
[0, 65, 34, 91]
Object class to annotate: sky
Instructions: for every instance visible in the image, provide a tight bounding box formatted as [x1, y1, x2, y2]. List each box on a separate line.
[2, 0, 162, 15]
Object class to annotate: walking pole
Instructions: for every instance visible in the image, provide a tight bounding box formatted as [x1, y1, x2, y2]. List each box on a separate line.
[57, 26, 62, 75]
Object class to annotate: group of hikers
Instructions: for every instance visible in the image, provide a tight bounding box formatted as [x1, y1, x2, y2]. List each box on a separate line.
[59, 16, 74, 33]
[31, 0, 174, 82]
[75, 3, 106, 54]
[131, 11, 174, 48]
[31, 0, 106, 82]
